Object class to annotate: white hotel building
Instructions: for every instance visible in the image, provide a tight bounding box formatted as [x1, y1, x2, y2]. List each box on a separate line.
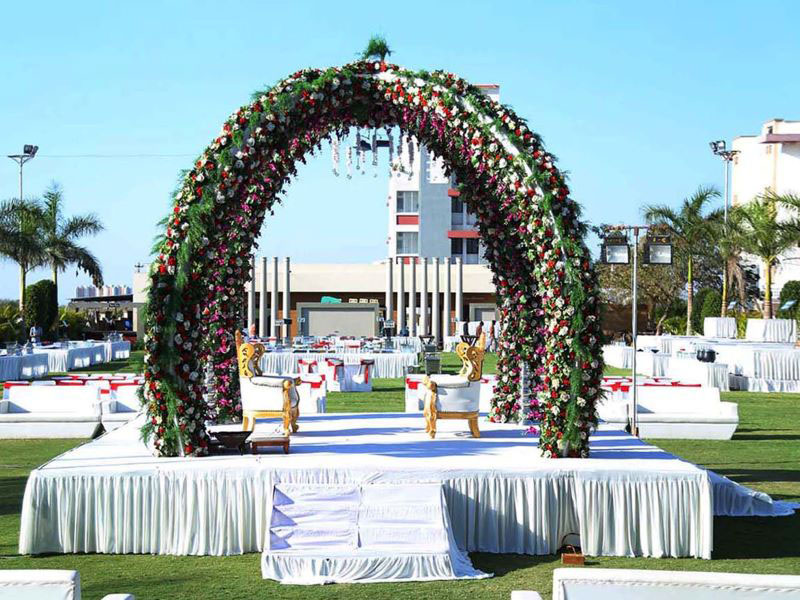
[732, 118, 800, 302]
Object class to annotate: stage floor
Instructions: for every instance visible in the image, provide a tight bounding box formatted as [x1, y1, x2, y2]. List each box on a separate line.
[19, 412, 780, 559]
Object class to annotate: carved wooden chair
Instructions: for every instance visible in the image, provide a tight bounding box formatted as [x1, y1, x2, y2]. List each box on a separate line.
[423, 333, 486, 439]
[235, 331, 300, 433]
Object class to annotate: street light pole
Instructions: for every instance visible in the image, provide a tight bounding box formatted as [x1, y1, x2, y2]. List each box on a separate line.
[709, 140, 739, 222]
[7, 145, 39, 203]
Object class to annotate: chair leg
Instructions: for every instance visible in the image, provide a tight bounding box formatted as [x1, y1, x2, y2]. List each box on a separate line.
[291, 406, 299, 433]
[468, 415, 481, 438]
[242, 415, 251, 431]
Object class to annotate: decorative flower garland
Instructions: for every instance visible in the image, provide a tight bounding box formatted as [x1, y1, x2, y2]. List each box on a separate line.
[142, 59, 604, 458]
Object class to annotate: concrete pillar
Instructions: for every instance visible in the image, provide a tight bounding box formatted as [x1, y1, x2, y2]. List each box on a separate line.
[432, 258, 440, 345]
[270, 256, 279, 337]
[420, 258, 428, 336]
[385, 258, 394, 333]
[247, 254, 256, 332]
[283, 257, 291, 341]
[397, 258, 406, 334]
[409, 259, 417, 337]
[443, 257, 451, 338]
[455, 256, 464, 325]
[259, 256, 268, 338]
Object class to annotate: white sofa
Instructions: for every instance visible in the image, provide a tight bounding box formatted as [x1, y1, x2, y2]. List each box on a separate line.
[598, 383, 739, 439]
[101, 383, 143, 431]
[0, 569, 134, 599]
[0, 386, 102, 438]
[551, 568, 800, 600]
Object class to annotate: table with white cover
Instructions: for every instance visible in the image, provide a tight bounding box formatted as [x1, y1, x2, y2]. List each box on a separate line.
[666, 357, 729, 390]
[18, 414, 795, 559]
[103, 341, 131, 362]
[745, 318, 797, 343]
[703, 317, 737, 339]
[259, 351, 417, 379]
[0, 353, 50, 381]
[34, 343, 105, 372]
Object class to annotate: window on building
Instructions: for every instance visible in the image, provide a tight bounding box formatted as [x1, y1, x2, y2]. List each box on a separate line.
[451, 197, 463, 213]
[396, 231, 419, 255]
[450, 238, 463, 257]
[466, 239, 479, 255]
[396, 191, 419, 213]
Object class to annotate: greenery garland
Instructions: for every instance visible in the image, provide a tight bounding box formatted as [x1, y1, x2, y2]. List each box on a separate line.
[142, 56, 604, 458]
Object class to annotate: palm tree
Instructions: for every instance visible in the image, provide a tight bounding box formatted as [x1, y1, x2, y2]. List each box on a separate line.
[643, 186, 721, 335]
[41, 183, 104, 297]
[708, 212, 747, 317]
[734, 195, 800, 318]
[0, 198, 47, 311]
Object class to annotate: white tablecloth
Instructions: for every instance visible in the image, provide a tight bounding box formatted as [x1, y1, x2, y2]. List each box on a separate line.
[0, 353, 51, 381]
[667, 358, 730, 390]
[745, 318, 797, 343]
[703, 317, 737, 339]
[34, 344, 105, 372]
[19, 415, 715, 559]
[103, 341, 131, 362]
[602, 345, 633, 369]
[260, 352, 417, 379]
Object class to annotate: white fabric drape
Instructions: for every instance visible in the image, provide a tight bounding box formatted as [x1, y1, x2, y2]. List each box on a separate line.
[703, 317, 737, 339]
[19, 415, 723, 559]
[0, 354, 50, 381]
[259, 352, 416, 379]
[745, 318, 797, 343]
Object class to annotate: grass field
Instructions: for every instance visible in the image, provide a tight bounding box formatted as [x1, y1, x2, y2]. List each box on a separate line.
[1, 353, 798, 599]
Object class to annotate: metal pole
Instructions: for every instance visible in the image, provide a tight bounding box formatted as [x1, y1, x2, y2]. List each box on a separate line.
[443, 257, 452, 338]
[420, 258, 428, 336]
[19, 160, 23, 203]
[385, 257, 394, 333]
[397, 258, 406, 334]
[259, 256, 268, 337]
[283, 257, 291, 343]
[631, 227, 639, 437]
[270, 257, 279, 337]
[410, 259, 417, 336]
[432, 258, 440, 346]
[723, 158, 729, 223]
[247, 255, 256, 332]
[455, 256, 464, 325]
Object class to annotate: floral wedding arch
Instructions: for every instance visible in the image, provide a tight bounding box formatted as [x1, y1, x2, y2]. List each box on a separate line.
[141, 50, 604, 458]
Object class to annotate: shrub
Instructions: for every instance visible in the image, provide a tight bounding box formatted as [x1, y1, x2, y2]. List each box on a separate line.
[0, 301, 23, 343]
[778, 280, 800, 319]
[700, 290, 722, 321]
[692, 287, 716, 334]
[23, 280, 57, 336]
[662, 315, 687, 335]
[58, 308, 88, 340]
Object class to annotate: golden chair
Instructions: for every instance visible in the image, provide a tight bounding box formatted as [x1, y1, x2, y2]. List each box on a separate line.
[235, 331, 300, 433]
[423, 333, 486, 439]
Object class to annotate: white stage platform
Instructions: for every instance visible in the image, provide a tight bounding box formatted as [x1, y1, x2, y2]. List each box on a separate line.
[19, 413, 795, 560]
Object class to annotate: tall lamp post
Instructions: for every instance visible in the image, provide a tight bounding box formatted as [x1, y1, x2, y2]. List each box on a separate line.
[709, 140, 739, 222]
[601, 225, 672, 436]
[7, 144, 39, 203]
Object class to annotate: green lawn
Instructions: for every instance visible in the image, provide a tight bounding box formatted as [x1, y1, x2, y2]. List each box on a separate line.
[1, 357, 798, 599]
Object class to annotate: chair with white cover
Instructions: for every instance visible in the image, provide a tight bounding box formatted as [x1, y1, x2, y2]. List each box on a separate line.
[0, 569, 134, 599]
[350, 359, 374, 392]
[236, 331, 300, 434]
[423, 334, 486, 439]
[320, 357, 345, 392]
[298, 359, 318, 374]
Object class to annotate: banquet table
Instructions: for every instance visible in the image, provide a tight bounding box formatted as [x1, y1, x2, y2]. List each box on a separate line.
[260, 352, 417, 379]
[34, 343, 106, 372]
[703, 317, 737, 339]
[745, 318, 797, 343]
[667, 357, 730, 390]
[103, 341, 131, 362]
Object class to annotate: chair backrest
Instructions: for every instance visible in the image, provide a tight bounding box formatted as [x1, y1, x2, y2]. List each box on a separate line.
[456, 333, 486, 382]
[235, 330, 265, 378]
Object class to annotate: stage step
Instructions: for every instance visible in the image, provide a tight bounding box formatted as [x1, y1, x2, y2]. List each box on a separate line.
[262, 482, 490, 584]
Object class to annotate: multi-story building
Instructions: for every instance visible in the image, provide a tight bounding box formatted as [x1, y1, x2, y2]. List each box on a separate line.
[732, 118, 800, 300]
[387, 84, 500, 265]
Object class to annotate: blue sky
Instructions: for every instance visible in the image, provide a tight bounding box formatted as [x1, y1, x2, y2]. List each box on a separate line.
[1, 0, 798, 302]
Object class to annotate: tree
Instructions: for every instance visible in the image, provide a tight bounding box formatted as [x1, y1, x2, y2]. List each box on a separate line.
[0, 199, 47, 312]
[707, 212, 747, 317]
[643, 186, 721, 335]
[596, 236, 684, 334]
[41, 183, 104, 298]
[733, 196, 799, 318]
[23, 279, 58, 335]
